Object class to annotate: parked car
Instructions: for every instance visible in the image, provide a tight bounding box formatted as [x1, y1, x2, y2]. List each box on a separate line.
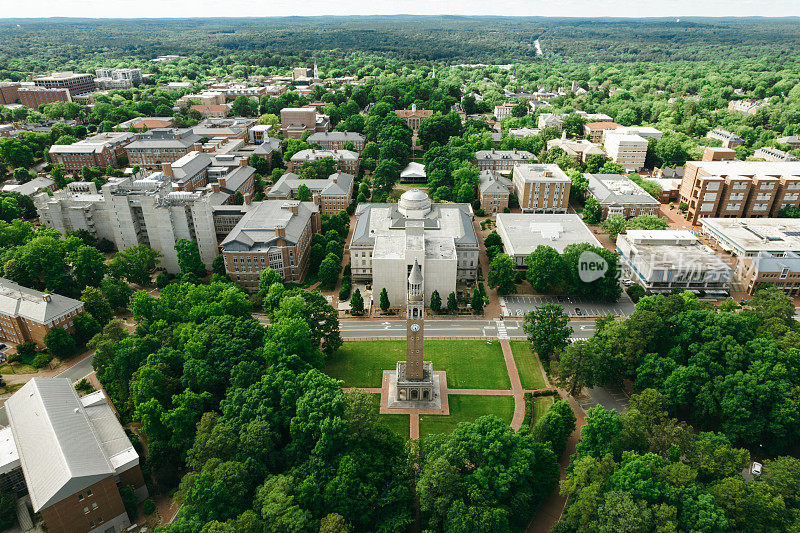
[621, 279, 634, 286]
[751, 462, 763, 476]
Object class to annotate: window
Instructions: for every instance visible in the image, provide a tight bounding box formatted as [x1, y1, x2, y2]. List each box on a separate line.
[84, 507, 90, 514]
[98, 516, 103, 523]
[92, 502, 98, 510]
[87, 490, 93, 496]
[78, 494, 84, 501]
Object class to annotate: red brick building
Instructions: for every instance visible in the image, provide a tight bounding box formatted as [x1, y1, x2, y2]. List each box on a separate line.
[19, 87, 70, 109]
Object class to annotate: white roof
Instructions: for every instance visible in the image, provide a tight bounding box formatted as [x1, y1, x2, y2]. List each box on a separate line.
[497, 214, 601, 255]
[0, 277, 83, 324]
[401, 161, 426, 179]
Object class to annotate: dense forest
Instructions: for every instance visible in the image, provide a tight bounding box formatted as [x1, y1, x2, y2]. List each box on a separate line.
[1, 16, 800, 75]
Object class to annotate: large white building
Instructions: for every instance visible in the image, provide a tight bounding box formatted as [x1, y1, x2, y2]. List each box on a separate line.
[35, 175, 223, 274]
[496, 213, 601, 266]
[603, 133, 649, 172]
[350, 189, 478, 306]
[616, 230, 732, 295]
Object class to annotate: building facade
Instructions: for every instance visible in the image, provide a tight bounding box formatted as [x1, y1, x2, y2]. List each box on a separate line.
[478, 170, 513, 214]
[124, 128, 202, 169]
[679, 161, 800, 224]
[0, 82, 20, 105]
[19, 87, 70, 109]
[307, 131, 366, 152]
[288, 149, 359, 174]
[49, 132, 135, 172]
[512, 163, 571, 213]
[395, 106, 434, 132]
[350, 189, 478, 306]
[0, 279, 84, 347]
[219, 200, 321, 290]
[473, 149, 534, 172]
[585, 173, 661, 219]
[754, 147, 799, 162]
[707, 128, 744, 149]
[280, 107, 330, 139]
[603, 133, 649, 172]
[583, 121, 620, 143]
[33, 71, 96, 96]
[268, 172, 354, 215]
[496, 213, 601, 266]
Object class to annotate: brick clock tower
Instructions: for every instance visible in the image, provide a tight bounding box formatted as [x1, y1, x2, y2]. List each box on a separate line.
[394, 259, 435, 402]
[406, 259, 425, 379]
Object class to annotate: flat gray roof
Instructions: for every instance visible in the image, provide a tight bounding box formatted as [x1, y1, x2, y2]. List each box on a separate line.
[496, 213, 601, 255]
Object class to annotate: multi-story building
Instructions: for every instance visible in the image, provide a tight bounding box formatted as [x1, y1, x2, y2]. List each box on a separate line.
[0, 278, 84, 347]
[702, 146, 737, 162]
[280, 107, 330, 139]
[117, 117, 174, 130]
[706, 128, 744, 149]
[307, 132, 366, 152]
[36, 175, 220, 274]
[18, 87, 70, 109]
[192, 117, 257, 142]
[248, 125, 272, 144]
[288, 149, 359, 174]
[268, 172, 354, 215]
[395, 105, 434, 132]
[584, 121, 621, 143]
[546, 134, 605, 164]
[777, 135, 800, 150]
[754, 146, 799, 162]
[0, 176, 57, 197]
[701, 218, 800, 295]
[162, 151, 213, 192]
[603, 133, 649, 172]
[728, 99, 767, 115]
[1, 378, 148, 533]
[219, 200, 321, 290]
[496, 213, 601, 266]
[585, 173, 661, 219]
[512, 163, 571, 213]
[537, 113, 563, 131]
[509, 127, 540, 138]
[478, 170, 513, 214]
[190, 104, 229, 118]
[679, 161, 800, 224]
[33, 71, 95, 97]
[616, 230, 732, 295]
[49, 132, 135, 172]
[350, 189, 478, 306]
[614, 126, 663, 140]
[0, 82, 20, 105]
[124, 128, 203, 169]
[494, 102, 517, 119]
[95, 68, 143, 84]
[473, 149, 534, 172]
[176, 91, 225, 108]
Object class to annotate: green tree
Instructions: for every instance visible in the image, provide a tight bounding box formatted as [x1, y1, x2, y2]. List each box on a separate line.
[488, 253, 517, 295]
[212, 254, 227, 276]
[583, 197, 603, 224]
[531, 400, 577, 457]
[523, 303, 572, 371]
[379, 288, 390, 313]
[101, 276, 133, 310]
[471, 289, 484, 314]
[44, 327, 76, 360]
[430, 289, 441, 313]
[68, 245, 107, 288]
[297, 183, 312, 201]
[258, 267, 282, 295]
[350, 288, 364, 315]
[525, 246, 565, 294]
[484, 230, 502, 248]
[601, 214, 628, 240]
[175, 239, 206, 277]
[447, 291, 458, 314]
[318, 253, 341, 288]
[81, 286, 113, 325]
[108, 245, 161, 285]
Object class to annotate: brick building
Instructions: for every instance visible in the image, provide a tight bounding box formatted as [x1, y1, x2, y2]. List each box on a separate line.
[583, 121, 621, 143]
[307, 131, 366, 152]
[18, 87, 71, 109]
[33, 71, 96, 97]
[280, 107, 330, 139]
[124, 128, 202, 169]
[706, 128, 744, 149]
[1, 378, 148, 533]
[395, 105, 433, 132]
[679, 161, 800, 224]
[585, 173, 661, 219]
[288, 149, 359, 174]
[49, 132, 135, 172]
[220, 200, 321, 290]
[473, 149, 534, 172]
[268, 172, 354, 215]
[512, 164, 571, 213]
[0, 82, 20, 105]
[478, 170, 513, 214]
[0, 278, 84, 348]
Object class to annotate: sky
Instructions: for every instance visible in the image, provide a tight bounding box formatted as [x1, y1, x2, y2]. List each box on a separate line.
[4, 0, 800, 19]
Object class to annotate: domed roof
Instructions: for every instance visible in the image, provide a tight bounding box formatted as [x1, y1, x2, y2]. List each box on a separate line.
[398, 188, 432, 218]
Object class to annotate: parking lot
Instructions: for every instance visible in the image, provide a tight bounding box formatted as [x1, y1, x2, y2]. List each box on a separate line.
[577, 385, 630, 414]
[500, 295, 635, 318]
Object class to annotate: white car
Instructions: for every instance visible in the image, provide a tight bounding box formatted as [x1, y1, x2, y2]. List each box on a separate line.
[751, 462, 763, 476]
[621, 279, 634, 287]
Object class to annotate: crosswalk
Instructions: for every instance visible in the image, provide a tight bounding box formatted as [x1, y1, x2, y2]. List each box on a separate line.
[495, 319, 509, 339]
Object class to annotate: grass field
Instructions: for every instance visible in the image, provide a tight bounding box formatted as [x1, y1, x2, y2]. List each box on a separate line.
[510, 341, 547, 390]
[361, 392, 410, 439]
[325, 340, 511, 389]
[0, 364, 38, 375]
[532, 396, 555, 423]
[419, 394, 514, 437]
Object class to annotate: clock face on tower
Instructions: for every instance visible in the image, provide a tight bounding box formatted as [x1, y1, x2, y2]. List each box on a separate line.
[410, 323, 420, 332]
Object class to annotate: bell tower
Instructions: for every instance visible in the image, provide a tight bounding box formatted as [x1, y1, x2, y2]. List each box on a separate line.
[406, 259, 424, 379]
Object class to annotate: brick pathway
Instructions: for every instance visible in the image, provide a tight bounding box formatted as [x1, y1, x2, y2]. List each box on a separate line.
[500, 339, 526, 430]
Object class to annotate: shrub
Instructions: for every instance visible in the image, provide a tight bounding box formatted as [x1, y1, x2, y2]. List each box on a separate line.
[143, 499, 156, 515]
[32, 352, 53, 369]
[155, 272, 172, 289]
[475, 208, 486, 217]
[16, 341, 36, 360]
[339, 279, 352, 300]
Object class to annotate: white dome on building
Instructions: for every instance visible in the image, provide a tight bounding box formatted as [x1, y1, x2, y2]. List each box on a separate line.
[398, 188, 432, 218]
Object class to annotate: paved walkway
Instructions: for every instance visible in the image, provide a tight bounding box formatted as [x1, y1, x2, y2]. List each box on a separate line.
[500, 339, 525, 430]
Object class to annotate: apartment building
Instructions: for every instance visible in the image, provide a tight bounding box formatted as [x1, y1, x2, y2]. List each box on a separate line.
[679, 161, 800, 224]
[706, 128, 744, 149]
[754, 146, 799, 162]
[307, 132, 366, 152]
[288, 149, 359, 174]
[1, 378, 148, 533]
[94, 68, 143, 90]
[512, 163, 571, 213]
[494, 102, 517, 119]
[585, 173, 661, 219]
[478, 170, 513, 214]
[124, 128, 203, 169]
[473, 149, 534, 172]
[268, 172, 354, 215]
[19, 87, 71, 109]
[584, 121, 620, 143]
[49, 132, 135, 172]
[617, 230, 731, 295]
[220, 200, 321, 290]
[546, 135, 605, 164]
[0, 82, 20, 105]
[603, 133, 649, 172]
[702, 147, 737, 162]
[33, 71, 95, 96]
[0, 279, 84, 347]
[280, 107, 330, 139]
[395, 105, 434, 132]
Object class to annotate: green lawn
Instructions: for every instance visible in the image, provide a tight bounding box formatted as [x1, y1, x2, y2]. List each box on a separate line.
[355, 392, 409, 439]
[0, 364, 38, 375]
[510, 341, 547, 390]
[419, 395, 515, 437]
[532, 396, 555, 424]
[325, 340, 510, 389]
